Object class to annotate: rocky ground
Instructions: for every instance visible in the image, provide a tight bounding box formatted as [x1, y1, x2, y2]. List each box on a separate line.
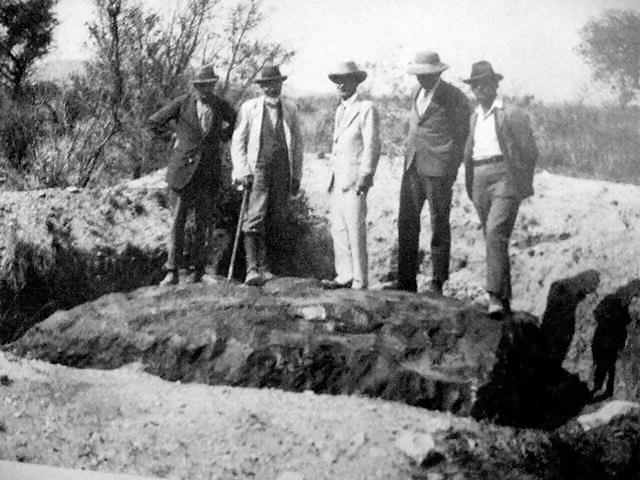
[2, 349, 640, 480]
[1, 350, 468, 479]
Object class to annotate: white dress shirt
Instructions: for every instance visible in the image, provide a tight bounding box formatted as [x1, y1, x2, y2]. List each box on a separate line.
[264, 96, 282, 127]
[196, 99, 213, 133]
[416, 78, 440, 116]
[472, 98, 504, 160]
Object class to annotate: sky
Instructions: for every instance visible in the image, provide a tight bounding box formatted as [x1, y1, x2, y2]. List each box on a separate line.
[48, 0, 640, 103]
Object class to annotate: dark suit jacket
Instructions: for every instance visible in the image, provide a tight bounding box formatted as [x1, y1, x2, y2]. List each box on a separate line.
[404, 81, 470, 177]
[463, 103, 538, 200]
[148, 92, 236, 190]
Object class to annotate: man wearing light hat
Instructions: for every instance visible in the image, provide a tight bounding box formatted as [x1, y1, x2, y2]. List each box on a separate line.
[396, 51, 470, 294]
[320, 61, 380, 290]
[231, 65, 304, 286]
[462, 60, 538, 316]
[148, 64, 237, 285]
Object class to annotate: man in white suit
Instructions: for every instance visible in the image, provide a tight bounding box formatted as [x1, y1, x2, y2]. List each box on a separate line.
[231, 65, 304, 286]
[321, 61, 381, 290]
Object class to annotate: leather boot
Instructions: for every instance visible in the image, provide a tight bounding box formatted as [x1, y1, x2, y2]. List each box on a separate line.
[244, 234, 264, 286]
[257, 234, 274, 281]
[159, 270, 179, 286]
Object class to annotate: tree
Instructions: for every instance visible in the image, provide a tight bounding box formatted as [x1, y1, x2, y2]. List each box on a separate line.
[576, 9, 640, 107]
[200, 0, 294, 104]
[82, 0, 220, 179]
[0, 0, 58, 98]
[80, 0, 294, 182]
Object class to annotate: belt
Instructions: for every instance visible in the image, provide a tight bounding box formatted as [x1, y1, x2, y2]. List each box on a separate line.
[473, 155, 504, 167]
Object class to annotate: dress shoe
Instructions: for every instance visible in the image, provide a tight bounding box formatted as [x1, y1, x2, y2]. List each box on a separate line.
[380, 281, 399, 290]
[189, 270, 218, 285]
[501, 298, 512, 314]
[488, 295, 505, 318]
[320, 278, 353, 290]
[159, 271, 179, 286]
[244, 269, 265, 286]
[426, 280, 443, 296]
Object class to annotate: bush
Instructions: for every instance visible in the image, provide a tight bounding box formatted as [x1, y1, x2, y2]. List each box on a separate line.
[530, 103, 640, 183]
[297, 94, 640, 185]
[0, 99, 47, 170]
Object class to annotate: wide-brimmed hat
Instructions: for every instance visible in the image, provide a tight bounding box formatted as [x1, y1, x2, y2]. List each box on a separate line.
[254, 65, 288, 83]
[463, 60, 503, 84]
[328, 61, 367, 84]
[406, 51, 449, 75]
[192, 64, 219, 84]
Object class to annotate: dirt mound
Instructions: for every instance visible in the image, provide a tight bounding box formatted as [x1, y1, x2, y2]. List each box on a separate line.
[0, 166, 332, 344]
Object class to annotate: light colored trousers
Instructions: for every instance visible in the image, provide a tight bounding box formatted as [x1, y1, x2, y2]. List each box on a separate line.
[330, 189, 368, 289]
[471, 163, 520, 300]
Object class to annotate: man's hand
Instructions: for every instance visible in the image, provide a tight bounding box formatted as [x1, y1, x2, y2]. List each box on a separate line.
[235, 174, 254, 191]
[355, 173, 373, 195]
[291, 178, 301, 196]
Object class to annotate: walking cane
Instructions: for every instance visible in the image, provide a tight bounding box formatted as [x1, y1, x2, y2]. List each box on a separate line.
[227, 187, 249, 281]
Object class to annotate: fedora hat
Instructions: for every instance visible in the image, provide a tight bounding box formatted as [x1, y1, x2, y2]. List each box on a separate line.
[463, 60, 503, 84]
[407, 51, 449, 75]
[254, 65, 288, 83]
[328, 61, 367, 84]
[192, 64, 219, 84]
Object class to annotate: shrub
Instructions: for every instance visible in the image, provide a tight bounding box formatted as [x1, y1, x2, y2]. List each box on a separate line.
[0, 99, 46, 170]
[530, 103, 640, 183]
[297, 94, 640, 185]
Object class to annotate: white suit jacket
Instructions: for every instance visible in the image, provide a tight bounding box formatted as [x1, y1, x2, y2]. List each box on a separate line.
[329, 94, 381, 192]
[231, 96, 304, 191]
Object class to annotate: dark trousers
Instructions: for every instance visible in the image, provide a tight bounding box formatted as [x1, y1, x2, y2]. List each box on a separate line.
[397, 166, 455, 292]
[166, 173, 216, 273]
[471, 163, 520, 300]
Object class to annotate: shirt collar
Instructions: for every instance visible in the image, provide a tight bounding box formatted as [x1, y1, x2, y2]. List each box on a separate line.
[264, 95, 281, 108]
[340, 92, 358, 109]
[476, 97, 503, 117]
[420, 78, 441, 98]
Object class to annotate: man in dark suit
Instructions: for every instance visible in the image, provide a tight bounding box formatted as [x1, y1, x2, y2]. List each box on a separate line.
[462, 61, 538, 315]
[148, 64, 237, 285]
[396, 51, 470, 294]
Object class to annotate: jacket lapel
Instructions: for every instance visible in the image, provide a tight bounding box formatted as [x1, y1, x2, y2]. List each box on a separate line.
[334, 95, 360, 142]
[416, 83, 441, 124]
[464, 111, 478, 163]
[249, 96, 265, 151]
[183, 96, 203, 136]
[281, 99, 292, 153]
[494, 106, 504, 136]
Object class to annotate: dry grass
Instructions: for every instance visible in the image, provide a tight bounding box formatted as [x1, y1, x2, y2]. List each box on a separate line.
[298, 94, 640, 185]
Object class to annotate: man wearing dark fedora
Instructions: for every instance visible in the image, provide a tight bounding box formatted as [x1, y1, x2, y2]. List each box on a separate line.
[395, 51, 470, 294]
[462, 60, 538, 316]
[231, 65, 304, 286]
[148, 64, 237, 286]
[321, 61, 380, 290]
